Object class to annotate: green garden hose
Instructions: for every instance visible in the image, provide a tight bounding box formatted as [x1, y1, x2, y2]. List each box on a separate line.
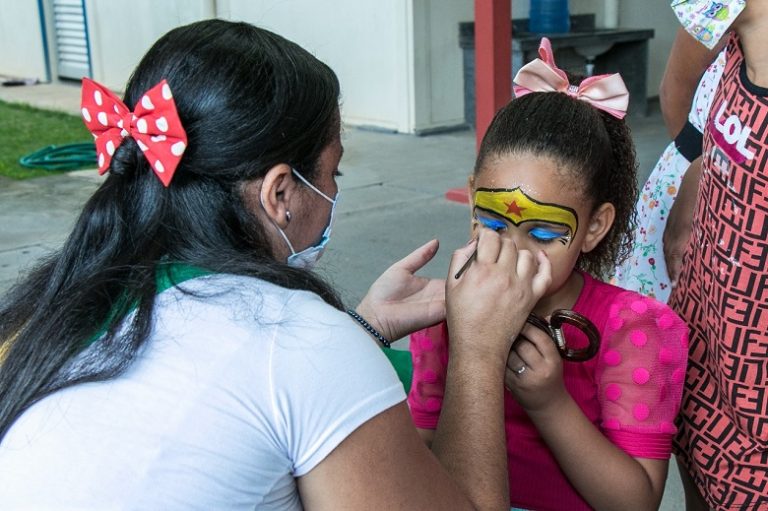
[19, 142, 96, 171]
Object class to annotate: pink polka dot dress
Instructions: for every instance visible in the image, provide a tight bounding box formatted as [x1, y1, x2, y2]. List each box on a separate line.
[408, 272, 689, 511]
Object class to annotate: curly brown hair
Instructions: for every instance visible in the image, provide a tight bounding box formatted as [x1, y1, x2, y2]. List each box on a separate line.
[474, 81, 638, 279]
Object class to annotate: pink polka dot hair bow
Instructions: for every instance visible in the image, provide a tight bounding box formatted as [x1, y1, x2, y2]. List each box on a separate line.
[80, 78, 188, 187]
[513, 37, 629, 119]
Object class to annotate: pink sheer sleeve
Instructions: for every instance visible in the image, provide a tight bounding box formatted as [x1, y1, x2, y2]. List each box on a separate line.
[596, 292, 689, 459]
[407, 322, 450, 429]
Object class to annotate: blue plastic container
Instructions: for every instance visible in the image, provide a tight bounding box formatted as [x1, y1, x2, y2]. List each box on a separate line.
[529, 0, 570, 34]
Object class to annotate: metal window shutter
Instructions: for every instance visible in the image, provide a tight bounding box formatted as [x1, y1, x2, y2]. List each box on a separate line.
[53, 0, 91, 79]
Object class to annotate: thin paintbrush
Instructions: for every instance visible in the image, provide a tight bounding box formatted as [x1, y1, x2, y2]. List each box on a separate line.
[454, 247, 478, 279]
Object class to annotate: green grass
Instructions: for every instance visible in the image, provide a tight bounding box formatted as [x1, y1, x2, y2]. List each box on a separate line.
[0, 100, 93, 179]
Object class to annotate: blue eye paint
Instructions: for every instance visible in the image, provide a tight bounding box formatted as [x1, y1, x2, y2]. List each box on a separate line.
[529, 227, 567, 241]
[477, 216, 507, 232]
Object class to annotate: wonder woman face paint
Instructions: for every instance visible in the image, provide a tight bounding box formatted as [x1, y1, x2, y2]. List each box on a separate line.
[473, 187, 579, 245]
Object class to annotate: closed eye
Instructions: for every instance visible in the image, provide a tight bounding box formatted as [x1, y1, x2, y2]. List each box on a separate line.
[476, 216, 507, 232]
[529, 226, 569, 244]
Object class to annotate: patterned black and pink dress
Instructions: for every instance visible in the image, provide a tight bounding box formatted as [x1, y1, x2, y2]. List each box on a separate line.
[670, 33, 768, 510]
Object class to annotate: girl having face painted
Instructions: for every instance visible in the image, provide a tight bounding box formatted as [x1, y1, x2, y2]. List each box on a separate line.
[408, 38, 690, 511]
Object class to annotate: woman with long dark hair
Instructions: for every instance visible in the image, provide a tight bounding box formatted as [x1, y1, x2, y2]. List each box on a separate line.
[0, 19, 550, 510]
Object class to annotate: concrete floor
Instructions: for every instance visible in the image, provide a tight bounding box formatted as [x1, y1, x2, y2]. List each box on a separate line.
[0, 81, 685, 510]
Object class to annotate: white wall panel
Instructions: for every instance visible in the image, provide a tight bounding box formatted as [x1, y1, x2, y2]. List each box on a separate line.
[411, 0, 473, 133]
[52, 0, 89, 80]
[0, 0, 49, 81]
[84, 0, 214, 91]
[218, 0, 413, 132]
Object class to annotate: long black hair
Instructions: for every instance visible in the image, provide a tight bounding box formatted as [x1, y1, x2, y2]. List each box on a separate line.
[0, 20, 342, 440]
[475, 78, 638, 278]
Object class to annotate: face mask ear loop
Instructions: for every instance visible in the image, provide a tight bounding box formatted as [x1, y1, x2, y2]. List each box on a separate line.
[292, 168, 334, 203]
[260, 190, 297, 256]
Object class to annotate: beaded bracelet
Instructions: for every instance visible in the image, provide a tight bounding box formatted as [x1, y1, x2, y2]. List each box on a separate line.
[346, 309, 391, 348]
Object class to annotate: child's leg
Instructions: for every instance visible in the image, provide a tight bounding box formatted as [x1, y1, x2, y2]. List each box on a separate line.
[675, 457, 711, 511]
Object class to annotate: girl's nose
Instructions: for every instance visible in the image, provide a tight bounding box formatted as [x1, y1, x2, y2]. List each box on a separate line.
[507, 229, 534, 251]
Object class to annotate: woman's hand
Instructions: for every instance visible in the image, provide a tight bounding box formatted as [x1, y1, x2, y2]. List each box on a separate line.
[429, 231, 551, 509]
[504, 323, 568, 412]
[663, 156, 702, 287]
[356, 239, 445, 341]
[446, 229, 551, 363]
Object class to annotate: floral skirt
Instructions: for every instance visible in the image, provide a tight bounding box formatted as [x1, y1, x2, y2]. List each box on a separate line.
[613, 141, 689, 302]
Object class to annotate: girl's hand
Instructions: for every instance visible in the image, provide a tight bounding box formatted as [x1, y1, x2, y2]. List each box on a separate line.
[504, 323, 568, 412]
[446, 229, 551, 363]
[356, 239, 446, 341]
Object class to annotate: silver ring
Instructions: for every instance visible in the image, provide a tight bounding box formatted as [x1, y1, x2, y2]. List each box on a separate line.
[513, 365, 526, 375]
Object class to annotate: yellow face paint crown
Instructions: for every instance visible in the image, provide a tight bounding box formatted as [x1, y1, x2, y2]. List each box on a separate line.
[474, 187, 579, 236]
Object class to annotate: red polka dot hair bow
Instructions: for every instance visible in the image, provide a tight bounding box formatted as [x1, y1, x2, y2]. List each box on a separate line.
[513, 37, 629, 119]
[80, 77, 188, 187]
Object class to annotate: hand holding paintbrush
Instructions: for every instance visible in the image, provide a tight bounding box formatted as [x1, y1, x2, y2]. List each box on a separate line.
[445, 229, 551, 362]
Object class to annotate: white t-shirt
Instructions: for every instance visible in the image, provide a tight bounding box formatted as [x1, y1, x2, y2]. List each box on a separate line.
[0, 274, 405, 510]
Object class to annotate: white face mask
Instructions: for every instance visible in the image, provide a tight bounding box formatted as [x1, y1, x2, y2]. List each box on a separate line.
[262, 168, 339, 270]
[671, 0, 746, 49]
